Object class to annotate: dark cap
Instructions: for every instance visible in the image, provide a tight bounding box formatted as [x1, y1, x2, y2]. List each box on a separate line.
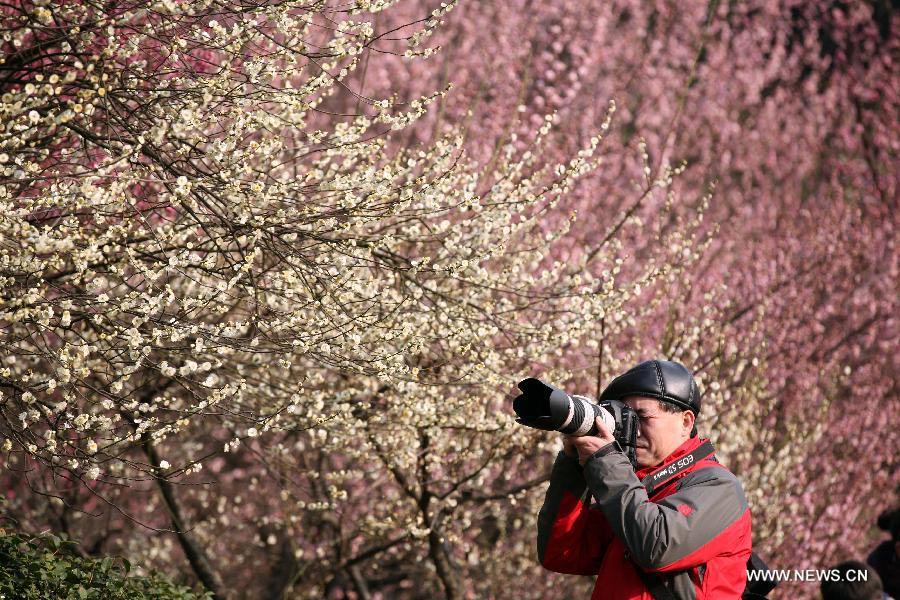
[599, 359, 700, 414]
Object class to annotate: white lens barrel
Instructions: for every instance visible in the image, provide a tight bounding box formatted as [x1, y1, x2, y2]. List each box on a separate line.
[570, 396, 602, 436]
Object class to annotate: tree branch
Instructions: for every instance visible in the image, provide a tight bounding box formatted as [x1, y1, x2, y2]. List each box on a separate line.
[142, 437, 225, 599]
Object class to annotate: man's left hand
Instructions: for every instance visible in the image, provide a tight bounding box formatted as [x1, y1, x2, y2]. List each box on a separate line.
[569, 416, 616, 465]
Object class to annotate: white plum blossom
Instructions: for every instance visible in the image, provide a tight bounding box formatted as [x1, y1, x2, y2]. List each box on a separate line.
[0, 2, 731, 598]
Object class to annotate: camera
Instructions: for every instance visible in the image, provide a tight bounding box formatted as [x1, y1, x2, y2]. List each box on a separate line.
[513, 378, 639, 465]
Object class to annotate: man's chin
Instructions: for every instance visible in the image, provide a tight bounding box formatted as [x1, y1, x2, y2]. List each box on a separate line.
[634, 448, 651, 468]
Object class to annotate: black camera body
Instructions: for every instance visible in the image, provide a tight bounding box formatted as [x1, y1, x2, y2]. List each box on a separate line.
[513, 378, 639, 465]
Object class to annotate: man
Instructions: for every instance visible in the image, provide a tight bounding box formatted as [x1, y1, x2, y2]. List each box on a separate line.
[537, 359, 752, 600]
[868, 510, 900, 599]
[822, 560, 893, 600]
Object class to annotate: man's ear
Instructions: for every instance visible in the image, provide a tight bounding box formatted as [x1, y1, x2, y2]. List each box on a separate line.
[682, 410, 696, 436]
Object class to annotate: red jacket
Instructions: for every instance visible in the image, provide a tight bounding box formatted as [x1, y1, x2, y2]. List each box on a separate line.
[537, 436, 752, 600]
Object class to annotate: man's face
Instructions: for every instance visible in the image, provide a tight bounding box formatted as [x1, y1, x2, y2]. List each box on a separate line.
[623, 396, 694, 469]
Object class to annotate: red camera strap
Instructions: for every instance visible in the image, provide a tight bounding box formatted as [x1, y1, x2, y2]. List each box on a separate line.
[640, 440, 716, 497]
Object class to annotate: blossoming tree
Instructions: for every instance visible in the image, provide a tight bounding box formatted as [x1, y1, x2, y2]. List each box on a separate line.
[0, 1, 746, 598]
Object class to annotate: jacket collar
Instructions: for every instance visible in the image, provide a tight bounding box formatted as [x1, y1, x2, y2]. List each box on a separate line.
[634, 435, 708, 479]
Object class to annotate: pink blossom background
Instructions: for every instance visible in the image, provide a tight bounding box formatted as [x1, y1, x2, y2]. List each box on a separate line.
[345, 0, 899, 596]
[1, 1, 897, 598]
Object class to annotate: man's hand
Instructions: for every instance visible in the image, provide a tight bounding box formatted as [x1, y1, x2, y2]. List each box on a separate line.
[568, 416, 616, 465]
[561, 435, 578, 458]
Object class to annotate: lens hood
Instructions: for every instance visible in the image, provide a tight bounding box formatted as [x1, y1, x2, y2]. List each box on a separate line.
[513, 378, 574, 431]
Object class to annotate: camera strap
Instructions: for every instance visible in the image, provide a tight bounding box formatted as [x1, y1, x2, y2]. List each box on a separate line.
[640, 440, 716, 497]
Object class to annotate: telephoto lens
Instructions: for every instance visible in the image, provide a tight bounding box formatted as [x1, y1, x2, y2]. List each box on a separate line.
[513, 378, 639, 465]
[513, 378, 615, 437]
